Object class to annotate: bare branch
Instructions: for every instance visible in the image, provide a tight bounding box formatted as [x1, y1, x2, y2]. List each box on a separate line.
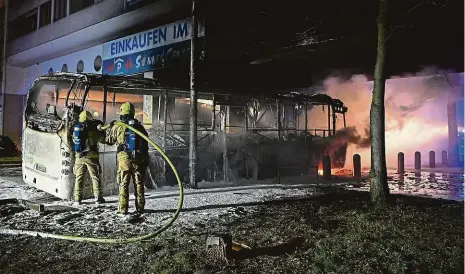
[432, 0, 449, 8]
[386, 25, 406, 42]
[439, 69, 453, 87]
[405, 0, 431, 14]
[387, 0, 448, 42]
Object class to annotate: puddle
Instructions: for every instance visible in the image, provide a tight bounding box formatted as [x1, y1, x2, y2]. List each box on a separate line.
[358, 169, 464, 201]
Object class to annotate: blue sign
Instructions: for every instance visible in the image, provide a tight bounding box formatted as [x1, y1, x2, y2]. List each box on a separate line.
[103, 40, 192, 75]
[102, 18, 204, 75]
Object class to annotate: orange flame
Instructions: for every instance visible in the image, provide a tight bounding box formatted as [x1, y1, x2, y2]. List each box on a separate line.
[317, 161, 354, 176]
[307, 71, 460, 169]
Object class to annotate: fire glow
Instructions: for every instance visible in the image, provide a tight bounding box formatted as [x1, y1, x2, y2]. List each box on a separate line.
[316, 162, 355, 176]
[309, 69, 464, 170]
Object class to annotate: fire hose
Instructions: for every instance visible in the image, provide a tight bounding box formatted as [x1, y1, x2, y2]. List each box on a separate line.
[0, 121, 184, 244]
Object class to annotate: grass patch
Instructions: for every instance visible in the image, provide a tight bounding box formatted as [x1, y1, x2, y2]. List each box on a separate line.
[0, 189, 462, 274]
[179, 190, 463, 274]
[149, 251, 204, 274]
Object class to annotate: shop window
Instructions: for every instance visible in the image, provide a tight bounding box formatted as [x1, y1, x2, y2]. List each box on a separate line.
[77, 60, 84, 73]
[170, 97, 213, 130]
[54, 0, 67, 22]
[8, 8, 37, 41]
[61, 64, 68, 72]
[39, 1, 51, 28]
[94, 56, 102, 72]
[70, 0, 94, 14]
[105, 91, 144, 124]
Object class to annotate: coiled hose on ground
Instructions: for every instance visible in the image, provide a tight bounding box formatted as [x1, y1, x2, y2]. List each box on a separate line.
[0, 121, 184, 244]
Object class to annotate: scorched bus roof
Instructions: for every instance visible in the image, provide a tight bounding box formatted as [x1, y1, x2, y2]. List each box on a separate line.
[35, 72, 347, 112]
[37, 72, 189, 93]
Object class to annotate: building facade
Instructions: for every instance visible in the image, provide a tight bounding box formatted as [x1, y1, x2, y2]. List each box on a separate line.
[0, 0, 201, 147]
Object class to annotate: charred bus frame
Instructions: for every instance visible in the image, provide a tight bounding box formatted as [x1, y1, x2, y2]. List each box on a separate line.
[24, 73, 348, 197]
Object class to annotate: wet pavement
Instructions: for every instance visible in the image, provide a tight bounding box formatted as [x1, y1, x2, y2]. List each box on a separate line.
[0, 166, 463, 204]
[352, 169, 464, 201]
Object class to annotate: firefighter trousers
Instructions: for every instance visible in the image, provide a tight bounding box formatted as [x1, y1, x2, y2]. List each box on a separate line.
[117, 159, 146, 214]
[74, 157, 102, 202]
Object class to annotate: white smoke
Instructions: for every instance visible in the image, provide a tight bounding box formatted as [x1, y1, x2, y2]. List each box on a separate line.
[307, 67, 464, 169]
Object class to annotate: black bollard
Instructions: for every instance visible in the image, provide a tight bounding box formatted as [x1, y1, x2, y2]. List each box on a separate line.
[442, 151, 448, 167]
[397, 152, 405, 174]
[414, 151, 421, 170]
[429, 151, 435, 168]
[322, 155, 331, 180]
[353, 154, 361, 178]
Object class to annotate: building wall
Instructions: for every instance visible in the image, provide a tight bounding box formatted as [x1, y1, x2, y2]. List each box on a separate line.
[3, 93, 24, 147]
[3, 63, 26, 146]
[7, 0, 123, 57]
[2, 0, 191, 144]
[24, 44, 103, 88]
[5, 63, 25, 95]
[9, 0, 52, 20]
[6, 0, 190, 67]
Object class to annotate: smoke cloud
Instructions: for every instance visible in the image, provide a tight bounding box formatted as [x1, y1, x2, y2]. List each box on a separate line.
[333, 126, 371, 149]
[307, 67, 464, 169]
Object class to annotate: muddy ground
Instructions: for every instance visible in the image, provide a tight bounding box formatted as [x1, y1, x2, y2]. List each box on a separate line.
[0, 189, 463, 274]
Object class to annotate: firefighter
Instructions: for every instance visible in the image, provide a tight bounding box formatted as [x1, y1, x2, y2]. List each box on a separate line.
[73, 110, 105, 205]
[105, 102, 149, 215]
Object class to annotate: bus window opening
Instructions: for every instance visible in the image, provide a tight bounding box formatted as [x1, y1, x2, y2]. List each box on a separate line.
[26, 79, 74, 119]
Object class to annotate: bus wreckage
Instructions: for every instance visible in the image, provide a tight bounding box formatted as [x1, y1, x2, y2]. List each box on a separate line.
[23, 73, 348, 200]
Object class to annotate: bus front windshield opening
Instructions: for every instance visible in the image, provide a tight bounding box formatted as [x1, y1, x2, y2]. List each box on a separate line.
[26, 79, 75, 119]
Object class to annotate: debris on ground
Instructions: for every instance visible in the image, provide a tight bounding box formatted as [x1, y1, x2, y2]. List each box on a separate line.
[0, 166, 463, 273]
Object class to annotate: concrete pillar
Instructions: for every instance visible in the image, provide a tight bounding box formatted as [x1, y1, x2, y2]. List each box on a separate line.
[50, 0, 54, 23]
[225, 105, 230, 133]
[188, 0, 198, 188]
[397, 152, 404, 174]
[353, 154, 361, 178]
[36, 4, 40, 30]
[66, 0, 70, 16]
[442, 151, 448, 167]
[142, 72, 157, 125]
[429, 151, 435, 168]
[0, 0, 8, 136]
[221, 108, 228, 182]
[276, 101, 281, 183]
[322, 155, 331, 180]
[414, 151, 421, 170]
[143, 95, 155, 125]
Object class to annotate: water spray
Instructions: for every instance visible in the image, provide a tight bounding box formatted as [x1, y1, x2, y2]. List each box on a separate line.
[0, 121, 184, 244]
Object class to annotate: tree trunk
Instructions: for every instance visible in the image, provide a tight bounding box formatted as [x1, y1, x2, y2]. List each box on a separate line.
[370, 0, 390, 205]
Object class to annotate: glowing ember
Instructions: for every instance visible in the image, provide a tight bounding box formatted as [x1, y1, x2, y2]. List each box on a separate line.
[317, 168, 353, 176]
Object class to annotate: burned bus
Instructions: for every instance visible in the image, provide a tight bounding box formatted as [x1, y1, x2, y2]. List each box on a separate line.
[22, 72, 348, 200]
